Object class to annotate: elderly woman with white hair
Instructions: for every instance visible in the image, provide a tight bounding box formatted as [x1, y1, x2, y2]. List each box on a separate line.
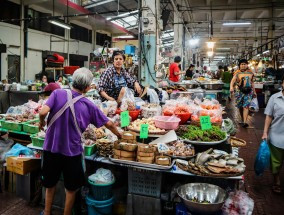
[39, 67, 121, 215]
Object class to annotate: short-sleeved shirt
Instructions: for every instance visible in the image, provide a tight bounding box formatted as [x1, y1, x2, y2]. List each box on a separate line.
[44, 89, 109, 156]
[169, 63, 180, 82]
[264, 91, 284, 149]
[97, 65, 136, 93]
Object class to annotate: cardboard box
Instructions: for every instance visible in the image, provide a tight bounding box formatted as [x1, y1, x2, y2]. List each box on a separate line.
[6, 157, 41, 175]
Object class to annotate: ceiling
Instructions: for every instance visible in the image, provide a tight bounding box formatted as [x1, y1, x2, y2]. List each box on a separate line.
[19, 0, 284, 61]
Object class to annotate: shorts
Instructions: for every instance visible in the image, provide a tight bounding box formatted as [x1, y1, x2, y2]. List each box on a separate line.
[269, 143, 284, 174]
[41, 151, 85, 191]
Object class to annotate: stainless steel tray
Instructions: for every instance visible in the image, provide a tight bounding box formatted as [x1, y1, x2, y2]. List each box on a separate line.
[109, 155, 175, 170]
[181, 135, 229, 145]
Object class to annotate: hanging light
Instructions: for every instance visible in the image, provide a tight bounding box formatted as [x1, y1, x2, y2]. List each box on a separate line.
[207, 51, 214, 57]
[206, 41, 215, 49]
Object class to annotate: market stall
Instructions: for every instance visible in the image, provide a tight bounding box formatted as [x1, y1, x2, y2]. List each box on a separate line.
[0, 87, 249, 215]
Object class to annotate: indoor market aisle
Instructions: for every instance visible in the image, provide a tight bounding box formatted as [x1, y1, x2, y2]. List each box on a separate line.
[1, 102, 284, 215]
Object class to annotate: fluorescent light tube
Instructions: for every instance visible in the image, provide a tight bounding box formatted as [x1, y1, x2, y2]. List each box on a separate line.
[263, 50, 269, 54]
[216, 48, 231, 50]
[219, 40, 239, 42]
[85, 0, 115, 8]
[48, 20, 72, 30]
[223, 22, 251, 26]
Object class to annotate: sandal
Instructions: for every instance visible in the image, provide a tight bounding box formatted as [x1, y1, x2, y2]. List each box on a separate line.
[272, 184, 282, 194]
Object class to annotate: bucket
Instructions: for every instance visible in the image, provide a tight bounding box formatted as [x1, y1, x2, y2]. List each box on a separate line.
[88, 179, 115, 201]
[86, 195, 114, 215]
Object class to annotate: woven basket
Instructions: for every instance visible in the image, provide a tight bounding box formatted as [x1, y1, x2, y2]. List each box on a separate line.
[229, 137, 247, 147]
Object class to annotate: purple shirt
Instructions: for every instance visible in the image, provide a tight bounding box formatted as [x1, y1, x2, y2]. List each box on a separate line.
[44, 89, 109, 156]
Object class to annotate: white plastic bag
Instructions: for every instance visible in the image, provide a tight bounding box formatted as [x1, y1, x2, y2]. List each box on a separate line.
[249, 98, 259, 112]
[121, 87, 136, 111]
[222, 190, 254, 215]
[88, 168, 114, 184]
[147, 88, 160, 104]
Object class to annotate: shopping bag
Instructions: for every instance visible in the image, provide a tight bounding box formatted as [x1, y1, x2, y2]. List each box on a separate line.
[249, 98, 259, 112]
[254, 139, 270, 176]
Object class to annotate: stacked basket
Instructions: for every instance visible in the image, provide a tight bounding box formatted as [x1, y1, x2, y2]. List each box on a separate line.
[86, 178, 115, 215]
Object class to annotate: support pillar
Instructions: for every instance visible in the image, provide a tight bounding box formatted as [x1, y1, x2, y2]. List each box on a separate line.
[139, 0, 161, 87]
[20, 0, 25, 82]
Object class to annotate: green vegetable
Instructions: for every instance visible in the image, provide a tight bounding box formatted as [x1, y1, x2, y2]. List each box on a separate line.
[181, 125, 226, 142]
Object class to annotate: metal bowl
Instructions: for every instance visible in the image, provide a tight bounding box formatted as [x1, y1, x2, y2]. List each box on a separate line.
[177, 183, 227, 214]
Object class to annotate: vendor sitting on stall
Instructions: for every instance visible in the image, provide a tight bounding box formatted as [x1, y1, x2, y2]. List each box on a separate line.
[97, 51, 142, 103]
[168, 56, 185, 83]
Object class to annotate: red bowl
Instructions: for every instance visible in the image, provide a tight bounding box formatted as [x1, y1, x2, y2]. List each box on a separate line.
[163, 112, 191, 125]
[129, 110, 141, 121]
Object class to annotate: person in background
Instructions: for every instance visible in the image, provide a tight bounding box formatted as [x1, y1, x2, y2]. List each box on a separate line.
[98, 51, 142, 103]
[56, 75, 64, 85]
[192, 70, 201, 79]
[214, 65, 223, 79]
[39, 68, 122, 215]
[262, 74, 284, 194]
[222, 66, 233, 101]
[230, 59, 256, 128]
[204, 71, 212, 79]
[42, 75, 48, 84]
[185, 64, 195, 80]
[41, 75, 48, 89]
[43, 78, 61, 97]
[169, 56, 185, 82]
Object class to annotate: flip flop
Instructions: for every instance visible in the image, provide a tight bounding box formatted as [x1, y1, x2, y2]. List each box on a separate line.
[272, 185, 282, 194]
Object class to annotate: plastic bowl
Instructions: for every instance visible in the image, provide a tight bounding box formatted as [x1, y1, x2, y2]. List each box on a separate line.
[177, 183, 227, 214]
[163, 112, 191, 125]
[153, 116, 180, 130]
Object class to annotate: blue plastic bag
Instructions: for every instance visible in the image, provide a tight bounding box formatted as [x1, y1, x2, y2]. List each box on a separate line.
[254, 139, 270, 176]
[4, 143, 34, 158]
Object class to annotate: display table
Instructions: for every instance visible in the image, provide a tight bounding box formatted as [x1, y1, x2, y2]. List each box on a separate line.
[9, 91, 41, 106]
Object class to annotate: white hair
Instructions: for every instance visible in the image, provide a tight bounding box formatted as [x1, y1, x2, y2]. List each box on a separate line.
[72, 67, 93, 91]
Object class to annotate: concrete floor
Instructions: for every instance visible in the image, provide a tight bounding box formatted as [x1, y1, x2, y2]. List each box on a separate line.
[1, 101, 284, 215]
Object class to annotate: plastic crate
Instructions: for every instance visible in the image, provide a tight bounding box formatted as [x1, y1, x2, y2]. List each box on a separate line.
[1, 120, 24, 131]
[30, 134, 44, 148]
[23, 120, 39, 134]
[128, 168, 162, 198]
[84, 144, 97, 156]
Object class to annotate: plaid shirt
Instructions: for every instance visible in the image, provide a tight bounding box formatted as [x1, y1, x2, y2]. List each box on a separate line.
[97, 65, 136, 93]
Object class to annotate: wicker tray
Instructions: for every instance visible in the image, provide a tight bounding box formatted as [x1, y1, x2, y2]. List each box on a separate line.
[109, 155, 175, 170]
[164, 153, 196, 160]
[176, 161, 243, 178]
[127, 127, 169, 135]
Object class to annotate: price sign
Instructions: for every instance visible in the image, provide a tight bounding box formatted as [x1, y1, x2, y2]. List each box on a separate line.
[200, 116, 212, 130]
[140, 124, 149, 139]
[120, 111, 130, 127]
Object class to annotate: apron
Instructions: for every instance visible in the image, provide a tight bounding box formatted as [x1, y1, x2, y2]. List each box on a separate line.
[47, 89, 86, 171]
[114, 73, 127, 88]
